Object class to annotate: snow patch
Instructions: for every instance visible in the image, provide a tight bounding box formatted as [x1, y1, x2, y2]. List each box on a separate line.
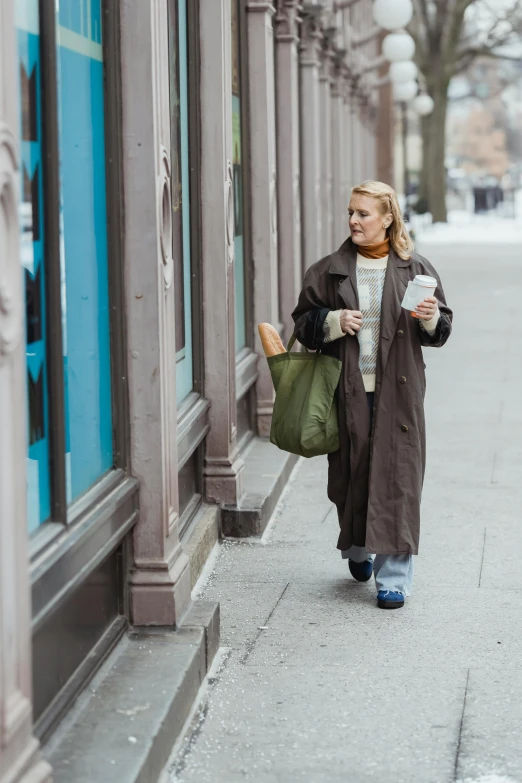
[412, 198, 522, 245]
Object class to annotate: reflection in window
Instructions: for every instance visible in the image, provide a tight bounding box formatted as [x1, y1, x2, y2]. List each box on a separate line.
[56, 0, 113, 501]
[17, 1, 51, 531]
[170, 0, 195, 405]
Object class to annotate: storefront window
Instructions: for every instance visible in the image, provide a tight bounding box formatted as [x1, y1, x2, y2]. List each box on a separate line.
[231, 0, 247, 353]
[170, 0, 194, 406]
[17, 0, 51, 531]
[56, 0, 113, 500]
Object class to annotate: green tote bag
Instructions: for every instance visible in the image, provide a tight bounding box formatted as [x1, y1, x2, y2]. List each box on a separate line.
[267, 335, 342, 458]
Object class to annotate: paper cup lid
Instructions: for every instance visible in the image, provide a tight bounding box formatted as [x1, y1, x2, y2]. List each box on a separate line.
[414, 275, 437, 287]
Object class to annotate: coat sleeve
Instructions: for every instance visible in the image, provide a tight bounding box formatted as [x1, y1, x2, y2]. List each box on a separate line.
[291, 266, 332, 350]
[416, 258, 453, 348]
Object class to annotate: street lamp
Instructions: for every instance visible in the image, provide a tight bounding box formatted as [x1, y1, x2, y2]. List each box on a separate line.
[373, 0, 413, 31]
[393, 80, 418, 102]
[389, 60, 418, 84]
[382, 31, 415, 62]
[412, 94, 435, 116]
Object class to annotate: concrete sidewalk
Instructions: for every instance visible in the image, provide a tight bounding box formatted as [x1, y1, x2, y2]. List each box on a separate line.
[162, 241, 522, 783]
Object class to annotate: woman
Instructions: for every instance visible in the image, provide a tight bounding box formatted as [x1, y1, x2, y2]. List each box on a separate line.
[292, 181, 452, 609]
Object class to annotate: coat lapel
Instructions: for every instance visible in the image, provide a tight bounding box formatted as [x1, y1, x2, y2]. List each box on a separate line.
[378, 247, 412, 377]
[329, 238, 358, 310]
[329, 239, 413, 380]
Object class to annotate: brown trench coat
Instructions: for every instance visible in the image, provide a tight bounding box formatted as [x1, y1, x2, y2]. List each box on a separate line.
[292, 237, 453, 555]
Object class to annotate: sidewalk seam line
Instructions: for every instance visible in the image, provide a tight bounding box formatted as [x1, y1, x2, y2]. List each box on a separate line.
[239, 582, 290, 665]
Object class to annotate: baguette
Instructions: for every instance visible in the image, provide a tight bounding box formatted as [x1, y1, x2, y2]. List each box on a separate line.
[258, 323, 286, 357]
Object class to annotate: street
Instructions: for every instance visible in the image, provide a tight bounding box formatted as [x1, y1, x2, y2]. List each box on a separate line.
[162, 234, 522, 783]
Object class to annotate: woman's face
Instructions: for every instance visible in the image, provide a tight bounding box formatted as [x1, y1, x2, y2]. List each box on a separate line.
[348, 194, 391, 246]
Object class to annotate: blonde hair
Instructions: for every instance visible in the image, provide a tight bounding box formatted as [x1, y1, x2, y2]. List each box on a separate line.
[350, 180, 414, 260]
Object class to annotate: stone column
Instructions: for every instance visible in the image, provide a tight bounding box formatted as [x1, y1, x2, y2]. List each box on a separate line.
[377, 34, 395, 186]
[319, 39, 334, 256]
[299, 9, 323, 271]
[121, 0, 191, 626]
[200, 0, 244, 505]
[331, 55, 346, 247]
[368, 101, 378, 181]
[0, 3, 52, 780]
[274, 0, 302, 342]
[247, 1, 279, 437]
[343, 74, 355, 200]
[350, 89, 363, 187]
[360, 98, 369, 180]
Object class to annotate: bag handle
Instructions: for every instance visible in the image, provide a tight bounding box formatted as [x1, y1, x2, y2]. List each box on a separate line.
[286, 334, 311, 354]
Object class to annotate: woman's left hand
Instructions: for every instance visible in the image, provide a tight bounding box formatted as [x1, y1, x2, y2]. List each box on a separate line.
[416, 296, 439, 321]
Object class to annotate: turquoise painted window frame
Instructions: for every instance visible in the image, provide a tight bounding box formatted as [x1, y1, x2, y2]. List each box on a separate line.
[174, 0, 194, 406]
[16, 0, 118, 531]
[16, 0, 52, 532]
[56, 0, 113, 502]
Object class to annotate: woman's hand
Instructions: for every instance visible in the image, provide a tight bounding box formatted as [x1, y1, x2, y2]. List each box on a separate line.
[415, 296, 439, 321]
[340, 309, 363, 336]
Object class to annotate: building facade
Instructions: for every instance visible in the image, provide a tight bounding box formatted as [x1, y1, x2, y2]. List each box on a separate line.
[0, 1, 392, 779]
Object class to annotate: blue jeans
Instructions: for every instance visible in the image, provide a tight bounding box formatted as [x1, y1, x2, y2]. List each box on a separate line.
[340, 392, 415, 597]
[342, 546, 414, 596]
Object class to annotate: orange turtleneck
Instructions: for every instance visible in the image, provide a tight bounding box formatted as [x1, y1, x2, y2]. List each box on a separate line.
[355, 237, 390, 260]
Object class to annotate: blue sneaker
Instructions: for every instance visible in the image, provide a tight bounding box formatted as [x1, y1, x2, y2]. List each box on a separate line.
[349, 558, 374, 583]
[377, 590, 405, 609]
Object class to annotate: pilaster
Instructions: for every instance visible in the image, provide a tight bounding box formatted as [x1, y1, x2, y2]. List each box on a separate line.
[200, 0, 244, 505]
[342, 70, 356, 202]
[274, 0, 302, 341]
[348, 77, 363, 188]
[246, 1, 279, 437]
[376, 31, 395, 186]
[331, 53, 347, 246]
[299, 6, 324, 270]
[319, 37, 334, 256]
[121, 0, 191, 626]
[0, 2, 52, 780]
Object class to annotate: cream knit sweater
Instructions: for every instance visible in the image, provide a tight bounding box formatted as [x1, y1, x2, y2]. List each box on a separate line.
[323, 253, 440, 392]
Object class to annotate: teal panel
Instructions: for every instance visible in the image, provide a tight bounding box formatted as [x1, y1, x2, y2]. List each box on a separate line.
[17, 2, 52, 531]
[175, 0, 194, 405]
[56, 2, 113, 501]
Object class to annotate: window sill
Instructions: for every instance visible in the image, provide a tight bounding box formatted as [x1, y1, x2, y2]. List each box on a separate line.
[177, 392, 210, 470]
[30, 471, 138, 632]
[236, 347, 258, 400]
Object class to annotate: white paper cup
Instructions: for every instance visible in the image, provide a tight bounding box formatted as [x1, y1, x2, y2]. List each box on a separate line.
[401, 275, 437, 318]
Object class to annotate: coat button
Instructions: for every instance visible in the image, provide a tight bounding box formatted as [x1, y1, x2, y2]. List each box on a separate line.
[400, 376, 407, 384]
[401, 424, 409, 432]
[397, 330, 404, 338]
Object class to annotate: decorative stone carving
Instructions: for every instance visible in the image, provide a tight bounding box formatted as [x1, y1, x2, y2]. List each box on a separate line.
[274, 0, 300, 41]
[158, 146, 173, 289]
[299, 8, 324, 67]
[226, 160, 234, 265]
[0, 125, 22, 360]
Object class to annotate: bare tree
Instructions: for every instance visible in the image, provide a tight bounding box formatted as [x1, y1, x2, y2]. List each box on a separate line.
[410, 0, 522, 221]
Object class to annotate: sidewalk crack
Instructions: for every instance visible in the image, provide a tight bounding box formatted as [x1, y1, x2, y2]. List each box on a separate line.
[478, 528, 487, 588]
[454, 669, 470, 782]
[239, 582, 290, 665]
[321, 506, 334, 524]
[490, 451, 498, 484]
